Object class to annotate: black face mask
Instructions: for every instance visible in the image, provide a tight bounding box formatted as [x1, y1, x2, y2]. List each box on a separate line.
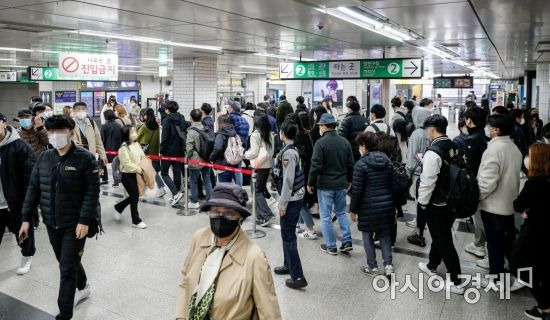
[210, 216, 240, 238]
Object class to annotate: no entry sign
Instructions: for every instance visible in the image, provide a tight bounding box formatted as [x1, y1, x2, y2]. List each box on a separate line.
[58, 53, 118, 81]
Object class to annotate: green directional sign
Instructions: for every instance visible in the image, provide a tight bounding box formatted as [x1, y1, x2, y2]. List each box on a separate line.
[279, 58, 423, 80]
[29, 67, 60, 81]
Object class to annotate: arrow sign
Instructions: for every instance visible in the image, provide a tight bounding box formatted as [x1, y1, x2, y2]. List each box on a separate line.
[279, 63, 294, 79]
[402, 59, 423, 77]
[30, 67, 42, 80]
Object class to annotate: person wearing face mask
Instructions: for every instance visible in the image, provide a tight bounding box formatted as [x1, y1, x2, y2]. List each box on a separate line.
[527, 108, 544, 145]
[114, 127, 147, 229]
[339, 98, 368, 163]
[71, 102, 108, 185]
[100, 95, 117, 125]
[16, 108, 49, 156]
[19, 115, 100, 319]
[0, 113, 37, 276]
[176, 183, 282, 320]
[128, 96, 141, 126]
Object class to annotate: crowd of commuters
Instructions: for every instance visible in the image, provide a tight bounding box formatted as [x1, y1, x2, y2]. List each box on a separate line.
[1, 92, 549, 320]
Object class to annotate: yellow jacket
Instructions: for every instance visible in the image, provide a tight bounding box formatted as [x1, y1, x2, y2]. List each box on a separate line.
[118, 142, 144, 174]
[176, 228, 282, 320]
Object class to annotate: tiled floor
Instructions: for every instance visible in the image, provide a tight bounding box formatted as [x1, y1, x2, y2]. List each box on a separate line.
[0, 186, 535, 320]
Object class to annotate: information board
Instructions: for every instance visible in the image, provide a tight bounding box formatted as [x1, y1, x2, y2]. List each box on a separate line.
[54, 91, 77, 114]
[59, 53, 118, 81]
[0, 71, 17, 82]
[433, 76, 473, 89]
[280, 58, 423, 80]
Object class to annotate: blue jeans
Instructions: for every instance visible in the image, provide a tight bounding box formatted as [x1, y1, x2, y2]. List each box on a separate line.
[299, 206, 315, 229]
[317, 188, 352, 249]
[152, 160, 165, 189]
[362, 229, 392, 269]
[190, 167, 213, 203]
[218, 171, 235, 183]
[235, 163, 243, 186]
[281, 199, 304, 280]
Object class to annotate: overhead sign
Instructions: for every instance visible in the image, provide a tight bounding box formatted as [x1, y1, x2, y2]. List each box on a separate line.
[29, 67, 59, 80]
[279, 58, 423, 80]
[80, 81, 140, 91]
[0, 71, 17, 82]
[58, 53, 118, 81]
[433, 76, 473, 89]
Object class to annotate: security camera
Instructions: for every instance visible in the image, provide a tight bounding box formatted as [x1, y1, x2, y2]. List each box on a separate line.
[105, 38, 109, 44]
[317, 23, 324, 30]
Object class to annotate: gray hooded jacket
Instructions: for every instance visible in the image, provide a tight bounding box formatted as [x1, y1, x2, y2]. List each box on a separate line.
[407, 107, 432, 176]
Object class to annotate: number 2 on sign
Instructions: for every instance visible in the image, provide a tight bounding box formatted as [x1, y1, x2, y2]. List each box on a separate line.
[295, 65, 306, 76]
[388, 62, 400, 75]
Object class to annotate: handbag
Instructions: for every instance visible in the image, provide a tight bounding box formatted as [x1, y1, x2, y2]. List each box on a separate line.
[140, 130, 154, 154]
[252, 144, 269, 169]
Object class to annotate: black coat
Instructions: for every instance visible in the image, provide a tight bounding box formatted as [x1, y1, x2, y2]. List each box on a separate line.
[100, 119, 122, 162]
[21, 143, 100, 229]
[295, 104, 308, 114]
[454, 127, 488, 175]
[308, 130, 354, 190]
[513, 176, 550, 251]
[350, 151, 395, 233]
[161, 112, 189, 157]
[339, 112, 368, 163]
[0, 127, 36, 214]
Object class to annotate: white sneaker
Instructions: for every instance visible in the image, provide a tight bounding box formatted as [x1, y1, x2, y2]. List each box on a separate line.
[406, 219, 417, 228]
[74, 284, 91, 306]
[299, 230, 318, 240]
[187, 202, 200, 209]
[418, 262, 437, 277]
[16, 256, 32, 275]
[360, 266, 379, 277]
[132, 222, 147, 229]
[510, 276, 525, 292]
[156, 188, 167, 198]
[446, 281, 465, 295]
[384, 265, 395, 276]
[170, 193, 184, 207]
[465, 242, 486, 258]
[476, 257, 489, 269]
[266, 197, 278, 208]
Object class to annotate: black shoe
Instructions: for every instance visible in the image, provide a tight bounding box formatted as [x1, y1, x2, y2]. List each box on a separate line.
[320, 244, 338, 255]
[525, 306, 550, 320]
[407, 234, 426, 247]
[286, 277, 308, 289]
[112, 183, 119, 187]
[339, 242, 353, 252]
[274, 266, 290, 275]
[100, 180, 109, 185]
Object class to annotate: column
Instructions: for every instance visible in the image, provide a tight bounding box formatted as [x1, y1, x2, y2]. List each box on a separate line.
[536, 63, 550, 123]
[173, 57, 217, 117]
[245, 74, 267, 104]
[285, 80, 303, 106]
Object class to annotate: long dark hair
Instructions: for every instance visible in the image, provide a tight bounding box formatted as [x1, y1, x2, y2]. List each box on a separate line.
[298, 111, 310, 131]
[313, 106, 328, 125]
[392, 119, 408, 143]
[143, 107, 159, 130]
[121, 126, 132, 145]
[253, 115, 272, 148]
[287, 113, 306, 135]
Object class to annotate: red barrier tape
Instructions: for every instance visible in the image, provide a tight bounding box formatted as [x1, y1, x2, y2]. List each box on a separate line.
[104, 150, 253, 175]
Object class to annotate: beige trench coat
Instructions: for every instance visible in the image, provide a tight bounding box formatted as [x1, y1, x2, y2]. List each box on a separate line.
[72, 118, 107, 161]
[176, 228, 282, 320]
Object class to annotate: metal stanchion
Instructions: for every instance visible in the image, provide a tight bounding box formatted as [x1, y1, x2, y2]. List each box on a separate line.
[177, 159, 197, 216]
[245, 169, 266, 239]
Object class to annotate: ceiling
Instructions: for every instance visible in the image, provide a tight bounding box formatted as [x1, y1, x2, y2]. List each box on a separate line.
[0, 0, 548, 78]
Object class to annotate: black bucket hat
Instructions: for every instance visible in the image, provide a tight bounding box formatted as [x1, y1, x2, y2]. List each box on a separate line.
[200, 183, 251, 218]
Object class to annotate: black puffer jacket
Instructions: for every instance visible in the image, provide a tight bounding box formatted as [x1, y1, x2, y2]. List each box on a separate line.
[21, 143, 100, 229]
[0, 126, 36, 214]
[339, 112, 368, 162]
[161, 112, 189, 157]
[350, 151, 395, 233]
[100, 119, 122, 162]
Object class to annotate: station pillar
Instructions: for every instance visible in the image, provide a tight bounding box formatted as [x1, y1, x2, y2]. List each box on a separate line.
[536, 63, 550, 123]
[245, 74, 267, 104]
[173, 57, 218, 116]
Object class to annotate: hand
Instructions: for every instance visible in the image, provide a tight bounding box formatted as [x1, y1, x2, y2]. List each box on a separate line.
[522, 210, 529, 219]
[350, 212, 357, 222]
[420, 205, 427, 210]
[278, 209, 286, 217]
[75, 224, 89, 239]
[102, 158, 108, 165]
[347, 183, 352, 190]
[33, 116, 43, 127]
[307, 186, 315, 194]
[18, 222, 30, 242]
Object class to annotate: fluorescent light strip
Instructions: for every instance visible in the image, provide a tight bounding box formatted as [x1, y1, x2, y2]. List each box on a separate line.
[418, 46, 455, 59]
[231, 71, 266, 75]
[253, 52, 314, 61]
[71, 30, 222, 51]
[239, 65, 279, 70]
[0, 58, 15, 61]
[0, 65, 27, 68]
[119, 65, 141, 68]
[336, 7, 383, 28]
[0, 47, 33, 52]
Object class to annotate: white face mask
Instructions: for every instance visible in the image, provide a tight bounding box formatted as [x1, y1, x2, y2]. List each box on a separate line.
[520, 119, 525, 125]
[49, 133, 69, 150]
[75, 111, 87, 120]
[523, 156, 530, 170]
[44, 111, 53, 118]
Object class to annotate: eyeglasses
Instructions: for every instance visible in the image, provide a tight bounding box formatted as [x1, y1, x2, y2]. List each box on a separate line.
[207, 211, 241, 221]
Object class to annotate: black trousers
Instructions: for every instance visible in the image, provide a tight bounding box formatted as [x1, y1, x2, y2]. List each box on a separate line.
[0, 208, 35, 256]
[116, 173, 142, 225]
[100, 162, 108, 182]
[46, 226, 87, 320]
[280, 199, 304, 280]
[416, 203, 427, 236]
[425, 205, 461, 285]
[481, 211, 515, 279]
[160, 160, 182, 196]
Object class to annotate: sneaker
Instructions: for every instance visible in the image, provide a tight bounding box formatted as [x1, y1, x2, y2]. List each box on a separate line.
[320, 244, 338, 255]
[407, 233, 426, 247]
[16, 256, 32, 275]
[259, 216, 276, 227]
[418, 262, 437, 277]
[446, 281, 465, 295]
[525, 306, 550, 320]
[74, 284, 91, 306]
[286, 277, 308, 289]
[156, 188, 166, 198]
[339, 242, 353, 252]
[299, 231, 317, 240]
[266, 197, 278, 208]
[132, 222, 147, 229]
[510, 276, 525, 292]
[296, 224, 305, 234]
[274, 266, 290, 275]
[464, 242, 486, 258]
[170, 192, 184, 207]
[384, 265, 394, 277]
[112, 183, 119, 188]
[187, 202, 200, 209]
[360, 266, 379, 277]
[406, 219, 417, 228]
[476, 257, 489, 269]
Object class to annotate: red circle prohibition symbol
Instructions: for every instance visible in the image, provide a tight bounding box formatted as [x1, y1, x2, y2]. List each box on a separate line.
[62, 57, 79, 73]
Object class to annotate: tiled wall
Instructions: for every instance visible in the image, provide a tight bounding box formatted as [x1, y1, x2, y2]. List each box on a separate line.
[536, 63, 550, 123]
[173, 57, 218, 118]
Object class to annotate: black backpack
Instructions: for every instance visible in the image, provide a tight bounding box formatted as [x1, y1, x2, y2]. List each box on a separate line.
[428, 145, 480, 219]
[189, 127, 215, 160]
[390, 159, 412, 206]
[370, 123, 402, 163]
[397, 111, 416, 138]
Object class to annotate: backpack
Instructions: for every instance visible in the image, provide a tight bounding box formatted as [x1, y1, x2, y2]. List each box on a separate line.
[224, 135, 245, 165]
[190, 127, 215, 160]
[391, 160, 412, 206]
[370, 123, 402, 163]
[271, 144, 305, 196]
[428, 145, 480, 219]
[397, 111, 416, 138]
[174, 125, 187, 154]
